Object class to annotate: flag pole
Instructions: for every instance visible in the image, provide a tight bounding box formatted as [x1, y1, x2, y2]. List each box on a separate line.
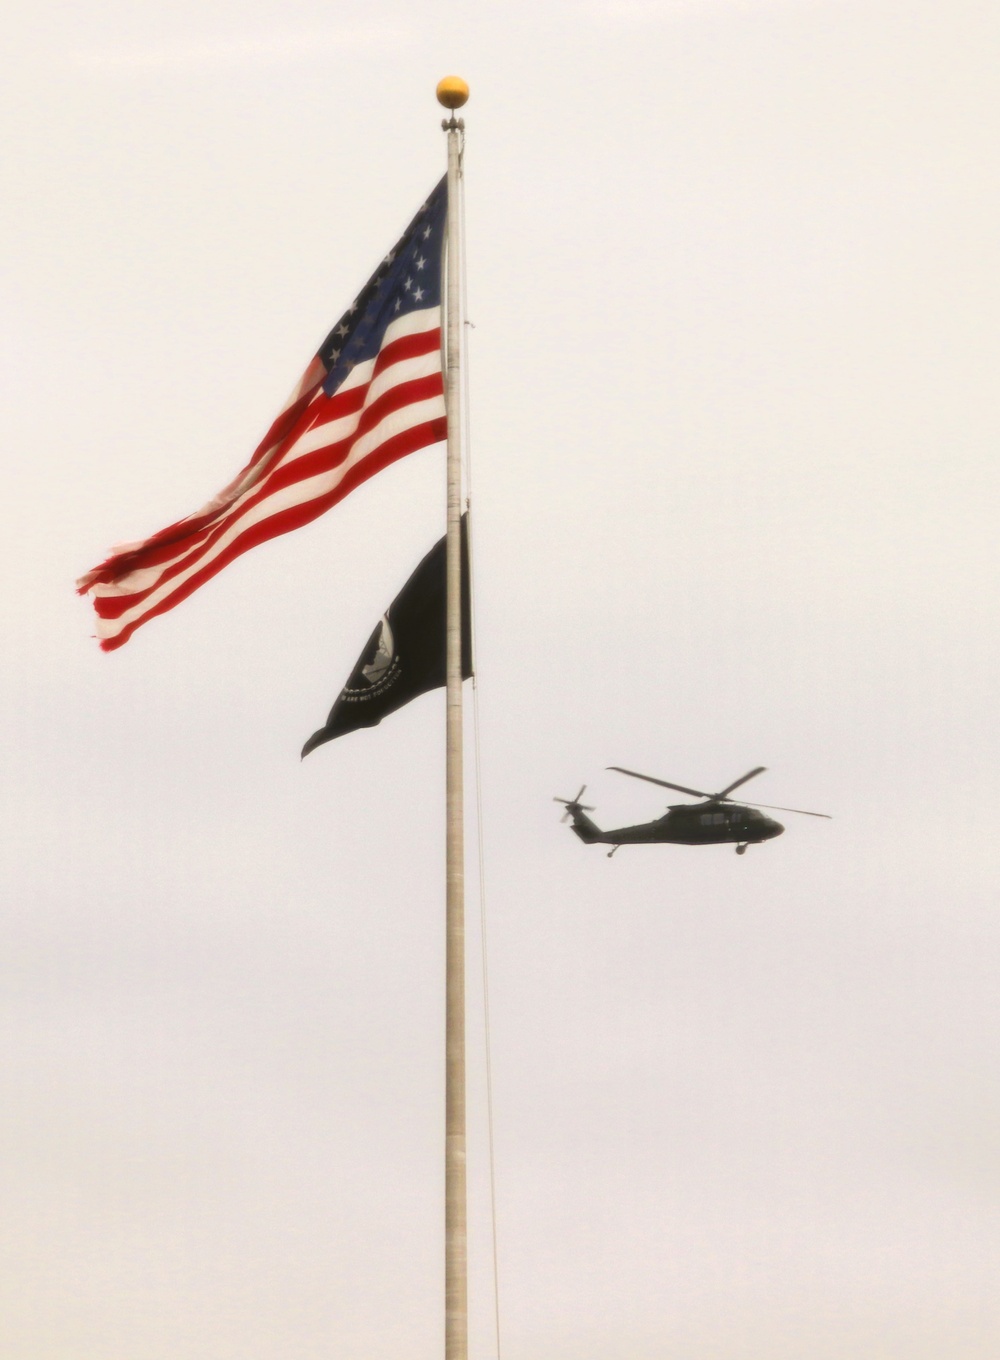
[437, 74, 469, 1360]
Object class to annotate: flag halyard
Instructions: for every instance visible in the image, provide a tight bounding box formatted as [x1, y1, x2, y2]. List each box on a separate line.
[79, 179, 448, 651]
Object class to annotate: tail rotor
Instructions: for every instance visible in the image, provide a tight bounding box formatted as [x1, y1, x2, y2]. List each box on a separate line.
[554, 785, 594, 822]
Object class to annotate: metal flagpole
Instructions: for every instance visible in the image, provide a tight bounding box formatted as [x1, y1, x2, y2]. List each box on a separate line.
[436, 74, 469, 1360]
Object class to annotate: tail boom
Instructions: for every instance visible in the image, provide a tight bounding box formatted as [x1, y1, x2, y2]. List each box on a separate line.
[566, 809, 607, 844]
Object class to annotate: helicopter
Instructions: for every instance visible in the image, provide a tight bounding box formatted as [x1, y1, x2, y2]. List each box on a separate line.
[555, 766, 830, 857]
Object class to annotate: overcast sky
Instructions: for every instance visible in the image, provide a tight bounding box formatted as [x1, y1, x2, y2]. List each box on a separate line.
[2, 1, 998, 1357]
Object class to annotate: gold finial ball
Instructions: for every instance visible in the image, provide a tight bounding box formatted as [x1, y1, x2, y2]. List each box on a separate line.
[436, 76, 469, 110]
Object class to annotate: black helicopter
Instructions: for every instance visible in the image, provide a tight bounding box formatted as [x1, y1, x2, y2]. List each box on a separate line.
[555, 766, 830, 856]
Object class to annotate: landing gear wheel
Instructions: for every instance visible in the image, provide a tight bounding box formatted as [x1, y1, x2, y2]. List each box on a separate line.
[735, 843, 748, 856]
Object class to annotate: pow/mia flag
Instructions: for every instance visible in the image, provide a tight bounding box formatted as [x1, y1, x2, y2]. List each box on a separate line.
[302, 515, 472, 756]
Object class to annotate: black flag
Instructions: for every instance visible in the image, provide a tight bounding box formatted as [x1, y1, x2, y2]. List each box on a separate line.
[302, 515, 472, 756]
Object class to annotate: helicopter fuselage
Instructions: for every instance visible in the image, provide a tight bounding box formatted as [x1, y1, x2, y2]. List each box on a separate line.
[569, 801, 784, 848]
[555, 765, 828, 856]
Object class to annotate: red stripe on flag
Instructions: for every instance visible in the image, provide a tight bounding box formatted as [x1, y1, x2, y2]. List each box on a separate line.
[89, 369, 445, 621]
[96, 414, 447, 650]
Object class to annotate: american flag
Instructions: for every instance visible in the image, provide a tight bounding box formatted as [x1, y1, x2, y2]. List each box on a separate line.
[78, 179, 448, 651]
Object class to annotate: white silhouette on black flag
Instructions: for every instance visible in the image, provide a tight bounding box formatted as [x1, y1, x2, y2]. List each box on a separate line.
[302, 514, 472, 756]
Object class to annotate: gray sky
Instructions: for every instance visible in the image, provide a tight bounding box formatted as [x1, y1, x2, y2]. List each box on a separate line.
[2, 0, 998, 1356]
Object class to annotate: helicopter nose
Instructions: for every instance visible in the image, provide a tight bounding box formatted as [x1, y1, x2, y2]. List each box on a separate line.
[764, 818, 784, 838]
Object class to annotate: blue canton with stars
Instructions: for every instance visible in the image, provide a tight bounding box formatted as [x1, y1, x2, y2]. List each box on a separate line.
[318, 177, 447, 397]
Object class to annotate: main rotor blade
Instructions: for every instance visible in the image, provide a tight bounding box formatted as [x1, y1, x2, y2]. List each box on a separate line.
[741, 799, 832, 819]
[716, 767, 767, 799]
[607, 767, 712, 799]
